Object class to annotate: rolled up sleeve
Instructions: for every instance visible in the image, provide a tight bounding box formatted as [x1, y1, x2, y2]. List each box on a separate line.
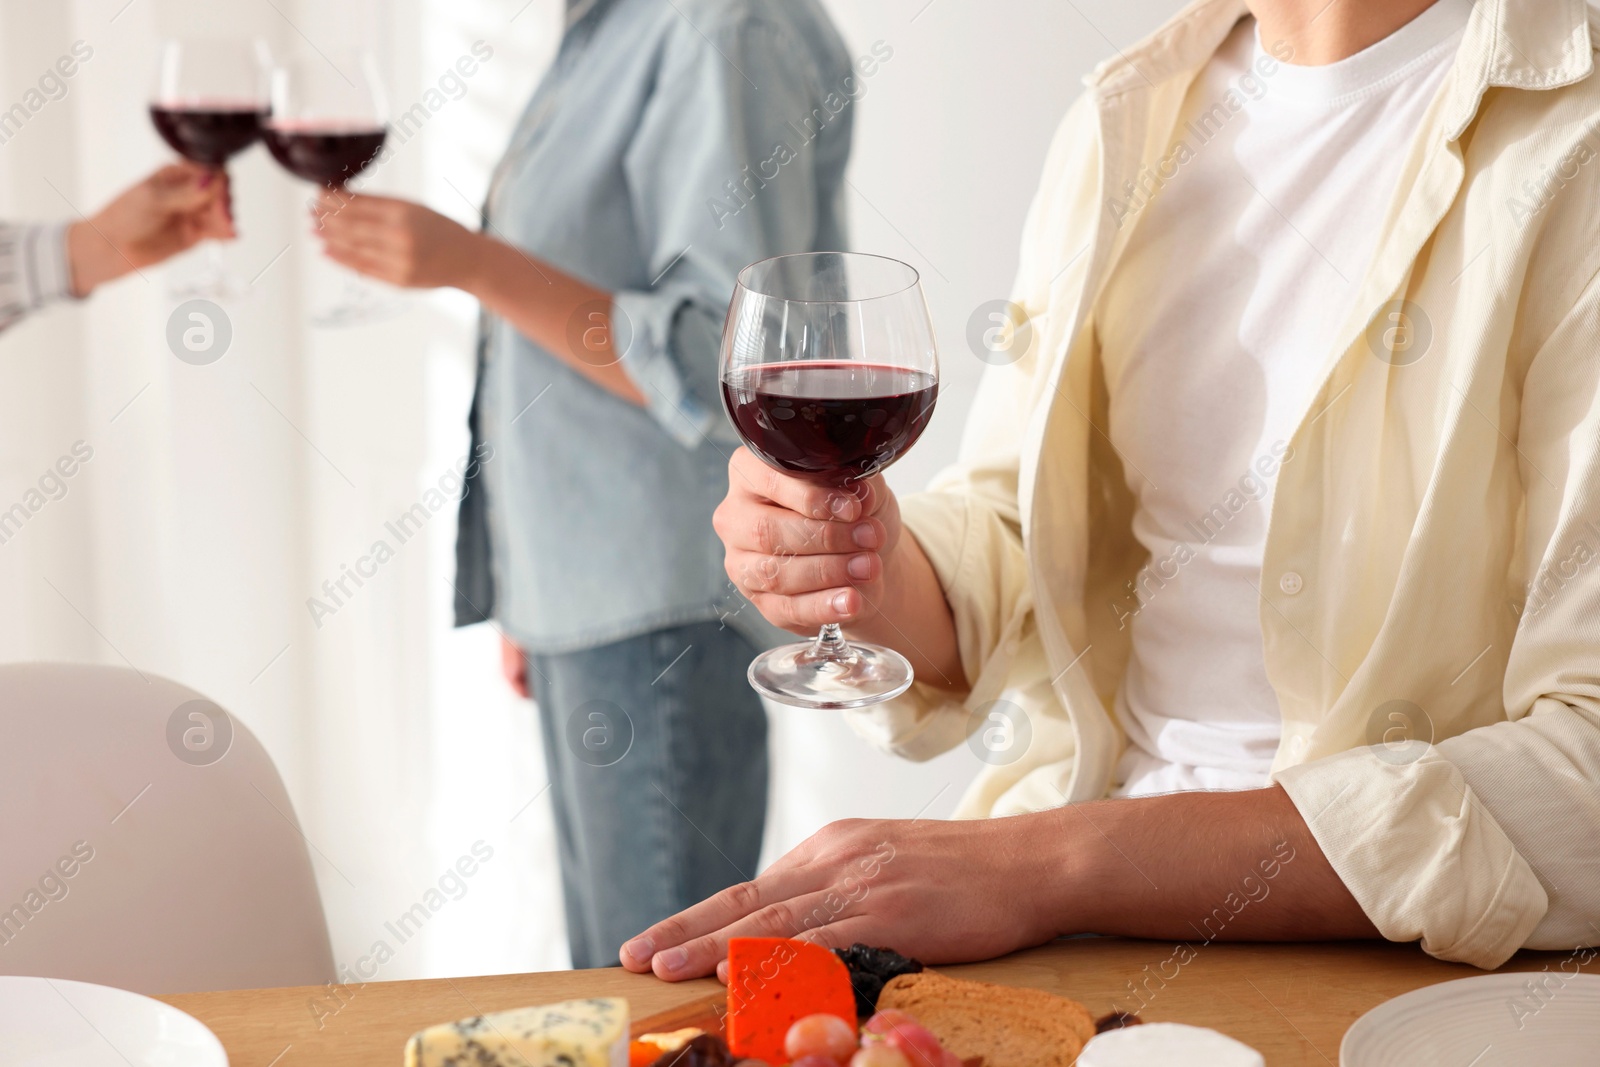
[1277, 750, 1548, 967]
[1280, 267, 1600, 967]
[611, 284, 722, 449]
[616, 8, 848, 449]
[0, 221, 76, 333]
[1432, 266, 1600, 954]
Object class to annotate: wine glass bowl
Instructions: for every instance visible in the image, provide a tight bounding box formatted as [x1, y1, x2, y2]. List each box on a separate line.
[720, 252, 939, 709]
[263, 55, 388, 188]
[261, 125, 388, 187]
[148, 38, 271, 298]
[149, 104, 268, 168]
[265, 52, 399, 327]
[721, 361, 938, 485]
[150, 39, 271, 164]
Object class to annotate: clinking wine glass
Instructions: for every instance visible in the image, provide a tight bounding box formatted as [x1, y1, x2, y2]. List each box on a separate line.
[720, 252, 940, 709]
[264, 52, 400, 328]
[149, 38, 271, 299]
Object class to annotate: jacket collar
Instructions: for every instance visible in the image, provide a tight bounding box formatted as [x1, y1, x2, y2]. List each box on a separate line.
[1084, 0, 1592, 125]
[1440, 0, 1593, 137]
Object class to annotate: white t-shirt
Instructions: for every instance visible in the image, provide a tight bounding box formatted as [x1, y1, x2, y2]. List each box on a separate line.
[1097, 0, 1472, 798]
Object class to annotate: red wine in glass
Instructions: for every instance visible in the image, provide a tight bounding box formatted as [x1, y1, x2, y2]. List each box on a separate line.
[721, 362, 938, 485]
[719, 252, 940, 710]
[150, 38, 270, 298]
[267, 51, 398, 326]
[262, 123, 387, 187]
[150, 103, 269, 166]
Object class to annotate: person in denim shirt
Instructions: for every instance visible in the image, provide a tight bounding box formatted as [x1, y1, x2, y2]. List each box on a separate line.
[315, 0, 857, 966]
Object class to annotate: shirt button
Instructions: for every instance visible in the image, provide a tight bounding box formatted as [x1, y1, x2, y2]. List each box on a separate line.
[1279, 571, 1304, 595]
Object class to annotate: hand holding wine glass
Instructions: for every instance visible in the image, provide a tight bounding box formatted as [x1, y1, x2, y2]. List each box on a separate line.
[312, 191, 482, 290]
[718, 252, 950, 708]
[714, 447, 903, 631]
[66, 163, 233, 296]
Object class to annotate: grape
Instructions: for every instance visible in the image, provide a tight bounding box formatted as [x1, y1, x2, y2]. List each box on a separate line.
[791, 1058, 841, 1067]
[883, 1022, 944, 1067]
[785, 1014, 859, 1063]
[849, 1047, 912, 1067]
[862, 1010, 919, 1036]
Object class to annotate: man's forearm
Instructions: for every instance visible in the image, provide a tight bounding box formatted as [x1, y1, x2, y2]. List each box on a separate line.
[847, 526, 965, 693]
[461, 234, 646, 407]
[1034, 784, 1379, 942]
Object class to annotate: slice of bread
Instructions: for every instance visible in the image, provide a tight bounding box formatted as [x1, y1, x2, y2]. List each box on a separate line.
[876, 970, 1096, 1067]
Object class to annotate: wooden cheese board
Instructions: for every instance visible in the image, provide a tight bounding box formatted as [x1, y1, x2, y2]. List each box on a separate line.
[630, 991, 728, 1040]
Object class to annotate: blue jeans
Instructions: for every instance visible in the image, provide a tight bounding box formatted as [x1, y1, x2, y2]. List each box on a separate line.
[527, 620, 768, 969]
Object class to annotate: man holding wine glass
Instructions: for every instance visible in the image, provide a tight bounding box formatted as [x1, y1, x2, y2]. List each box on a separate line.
[312, 0, 857, 969]
[625, 0, 1600, 979]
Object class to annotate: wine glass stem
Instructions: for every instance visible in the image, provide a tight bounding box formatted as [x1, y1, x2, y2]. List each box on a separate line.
[807, 623, 859, 666]
[204, 240, 226, 279]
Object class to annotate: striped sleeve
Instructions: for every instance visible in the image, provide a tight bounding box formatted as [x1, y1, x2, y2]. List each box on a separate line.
[0, 221, 77, 333]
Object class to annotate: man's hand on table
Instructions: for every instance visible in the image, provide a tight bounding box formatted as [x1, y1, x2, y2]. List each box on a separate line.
[620, 785, 1380, 981]
[619, 815, 1061, 982]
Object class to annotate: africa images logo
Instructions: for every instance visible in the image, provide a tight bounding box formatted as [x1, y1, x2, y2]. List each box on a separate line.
[166, 299, 232, 365]
[166, 699, 234, 766]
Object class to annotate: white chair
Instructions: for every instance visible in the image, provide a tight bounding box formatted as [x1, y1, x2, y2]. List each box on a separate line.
[0, 662, 335, 994]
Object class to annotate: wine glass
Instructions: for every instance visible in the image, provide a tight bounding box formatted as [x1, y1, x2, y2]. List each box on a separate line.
[720, 252, 940, 709]
[264, 52, 400, 328]
[149, 38, 271, 299]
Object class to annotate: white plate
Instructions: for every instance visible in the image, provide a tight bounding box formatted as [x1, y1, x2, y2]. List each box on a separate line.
[1341, 972, 1600, 1066]
[0, 976, 228, 1067]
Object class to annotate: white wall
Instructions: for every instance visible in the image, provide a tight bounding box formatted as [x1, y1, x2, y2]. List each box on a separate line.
[0, 0, 1184, 983]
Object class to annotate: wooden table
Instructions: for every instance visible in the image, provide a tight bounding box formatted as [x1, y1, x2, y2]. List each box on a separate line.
[158, 939, 1586, 1066]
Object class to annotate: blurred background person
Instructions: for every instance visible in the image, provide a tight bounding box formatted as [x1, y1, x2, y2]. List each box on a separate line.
[0, 161, 230, 334]
[313, 0, 855, 967]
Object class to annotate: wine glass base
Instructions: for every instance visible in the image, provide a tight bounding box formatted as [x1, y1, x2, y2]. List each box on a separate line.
[749, 639, 914, 710]
[167, 273, 251, 303]
[309, 294, 409, 329]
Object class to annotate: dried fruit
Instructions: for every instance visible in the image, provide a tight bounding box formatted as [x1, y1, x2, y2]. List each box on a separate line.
[833, 944, 924, 1019]
[1093, 1011, 1143, 1034]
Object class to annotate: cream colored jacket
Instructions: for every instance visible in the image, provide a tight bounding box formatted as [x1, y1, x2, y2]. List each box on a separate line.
[850, 0, 1600, 969]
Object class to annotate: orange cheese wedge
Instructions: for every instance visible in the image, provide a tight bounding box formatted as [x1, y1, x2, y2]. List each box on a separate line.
[726, 937, 858, 1064]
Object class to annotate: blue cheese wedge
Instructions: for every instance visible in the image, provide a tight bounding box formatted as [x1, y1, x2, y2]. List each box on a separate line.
[404, 997, 628, 1067]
